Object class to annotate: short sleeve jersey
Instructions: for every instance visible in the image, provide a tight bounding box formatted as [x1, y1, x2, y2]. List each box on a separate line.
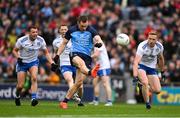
[94, 44, 111, 70]
[52, 35, 72, 66]
[15, 35, 47, 63]
[65, 25, 98, 56]
[136, 40, 164, 68]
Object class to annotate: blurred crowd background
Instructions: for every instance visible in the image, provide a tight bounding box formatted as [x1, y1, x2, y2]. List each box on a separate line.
[0, 0, 179, 85]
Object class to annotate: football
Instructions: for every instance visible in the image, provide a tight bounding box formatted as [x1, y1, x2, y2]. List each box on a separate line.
[116, 33, 130, 46]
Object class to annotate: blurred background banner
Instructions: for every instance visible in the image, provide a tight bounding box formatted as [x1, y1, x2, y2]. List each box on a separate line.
[0, 83, 93, 101]
[153, 87, 180, 105]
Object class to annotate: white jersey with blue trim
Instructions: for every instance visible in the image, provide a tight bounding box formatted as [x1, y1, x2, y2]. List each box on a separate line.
[95, 44, 111, 70]
[136, 40, 164, 68]
[53, 35, 71, 66]
[15, 35, 47, 63]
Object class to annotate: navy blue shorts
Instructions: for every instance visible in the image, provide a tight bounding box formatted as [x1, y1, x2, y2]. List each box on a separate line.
[70, 52, 92, 69]
[16, 60, 39, 72]
[138, 64, 157, 75]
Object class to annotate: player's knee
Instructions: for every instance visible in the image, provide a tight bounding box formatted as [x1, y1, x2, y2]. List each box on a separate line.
[151, 87, 161, 94]
[79, 85, 83, 89]
[102, 82, 108, 88]
[154, 91, 161, 94]
[17, 84, 23, 90]
[31, 77, 37, 83]
[16, 83, 24, 89]
[66, 78, 73, 83]
[141, 81, 148, 86]
[103, 79, 109, 85]
[153, 89, 161, 94]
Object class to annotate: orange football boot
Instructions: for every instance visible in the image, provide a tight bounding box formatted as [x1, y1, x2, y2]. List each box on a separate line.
[59, 101, 68, 109]
[91, 64, 100, 78]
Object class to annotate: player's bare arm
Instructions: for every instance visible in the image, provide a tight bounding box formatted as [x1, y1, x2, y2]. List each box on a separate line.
[158, 53, 165, 72]
[43, 48, 54, 64]
[52, 43, 58, 57]
[53, 38, 68, 64]
[133, 54, 142, 77]
[57, 38, 69, 56]
[93, 35, 103, 48]
[91, 48, 100, 59]
[12, 47, 19, 58]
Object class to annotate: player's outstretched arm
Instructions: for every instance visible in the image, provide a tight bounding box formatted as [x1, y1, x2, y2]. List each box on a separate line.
[91, 48, 100, 59]
[93, 35, 103, 48]
[158, 53, 165, 72]
[12, 47, 20, 59]
[158, 53, 165, 81]
[53, 38, 68, 64]
[43, 48, 58, 72]
[133, 54, 142, 78]
[13, 47, 23, 65]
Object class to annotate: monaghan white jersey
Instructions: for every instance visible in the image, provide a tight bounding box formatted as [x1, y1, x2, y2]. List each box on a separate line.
[15, 35, 47, 63]
[95, 44, 111, 70]
[53, 35, 71, 66]
[136, 40, 164, 68]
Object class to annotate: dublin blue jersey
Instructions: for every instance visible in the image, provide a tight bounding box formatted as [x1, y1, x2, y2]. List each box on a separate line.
[65, 25, 98, 56]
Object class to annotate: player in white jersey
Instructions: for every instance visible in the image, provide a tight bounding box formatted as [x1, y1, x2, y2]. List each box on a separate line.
[90, 43, 112, 106]
[133, 31, 165, 109]
[53, 25, 82, 105]
[13, 26, 58, 106]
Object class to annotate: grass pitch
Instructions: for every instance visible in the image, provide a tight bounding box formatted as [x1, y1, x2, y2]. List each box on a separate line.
[0, 100, 180, 117]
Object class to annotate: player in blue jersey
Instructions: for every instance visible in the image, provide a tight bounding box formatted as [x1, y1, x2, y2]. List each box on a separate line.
[53, 15, 103, 109]
[13, 26, 58, 106]
[53, 25, 82, 105]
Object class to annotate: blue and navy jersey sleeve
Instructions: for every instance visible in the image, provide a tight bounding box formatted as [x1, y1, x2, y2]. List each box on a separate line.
[65, 29, 72, 40]
[88, 26, 98, 38]
[65, 25, 77, 40]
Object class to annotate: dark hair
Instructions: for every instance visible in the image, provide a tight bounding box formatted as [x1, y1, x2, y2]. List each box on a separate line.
[28, 26, 38, 31]
[58, 24, 68, 33]
[77, 15, 88, 23]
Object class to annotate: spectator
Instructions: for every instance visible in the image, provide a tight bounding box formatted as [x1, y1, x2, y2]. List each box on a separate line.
[0, 0, 178, 87]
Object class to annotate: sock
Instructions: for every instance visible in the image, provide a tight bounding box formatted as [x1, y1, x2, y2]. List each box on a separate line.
[146, 102, 150, 106]
[20, 91, 26, 97]
[63, 97, 69, 103]
[94, 96, 99, 102]
[107, 100, 112, 103]
[31, 93, 37, 100]
[146, 97, 149, 103]
[16, 88, 22, 98]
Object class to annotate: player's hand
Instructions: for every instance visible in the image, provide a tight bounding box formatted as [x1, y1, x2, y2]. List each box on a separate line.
[161, 71, 166, 82]
[94, 43, 102, 48]
[17, 58, 23, 65]
[53, 55, 59, 64]
[132, 76, 139, 86]
[51, 63, 59, 72]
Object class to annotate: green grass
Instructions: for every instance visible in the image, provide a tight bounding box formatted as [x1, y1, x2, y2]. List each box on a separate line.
[0, 100, 180, 117]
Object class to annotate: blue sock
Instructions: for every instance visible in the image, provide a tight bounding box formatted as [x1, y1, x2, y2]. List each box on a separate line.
[63, 97, 69, 103]
[94, 96, 99, 102]
[31, 93, 37, 100]
[107, 100, 112, 103]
